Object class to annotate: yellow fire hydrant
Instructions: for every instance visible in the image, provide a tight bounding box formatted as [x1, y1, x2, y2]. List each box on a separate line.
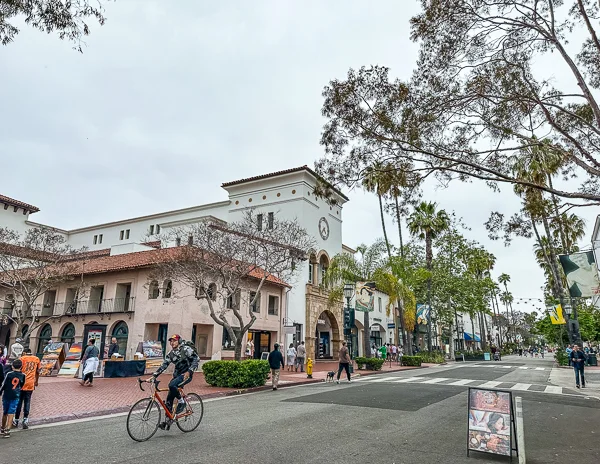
[306, 358, 313, 378]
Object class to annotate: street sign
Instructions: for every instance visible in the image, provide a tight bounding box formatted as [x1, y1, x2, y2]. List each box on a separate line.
[467, 387, 518, 462]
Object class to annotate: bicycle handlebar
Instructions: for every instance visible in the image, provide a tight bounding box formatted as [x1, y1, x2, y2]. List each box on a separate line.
[138, 377, 145, 392]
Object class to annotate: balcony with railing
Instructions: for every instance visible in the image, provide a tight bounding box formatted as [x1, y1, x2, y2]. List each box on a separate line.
[47, 297, 136, 316]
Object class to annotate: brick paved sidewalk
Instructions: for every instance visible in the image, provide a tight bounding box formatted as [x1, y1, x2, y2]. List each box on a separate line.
[26, 361, 427, 425]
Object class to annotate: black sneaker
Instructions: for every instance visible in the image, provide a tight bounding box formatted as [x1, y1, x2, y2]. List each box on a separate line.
[158, 422, 168, 430]
[22, 421, 29, 430]
[176, 402, 186, 414]
[582, 384, 586, 388]
[576, 384, 580, 389]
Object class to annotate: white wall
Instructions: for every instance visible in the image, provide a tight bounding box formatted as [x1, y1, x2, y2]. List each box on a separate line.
[0, 207, 32, 234]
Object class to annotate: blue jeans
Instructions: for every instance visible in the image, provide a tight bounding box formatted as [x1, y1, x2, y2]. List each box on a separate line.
[574, 365, 585, 386]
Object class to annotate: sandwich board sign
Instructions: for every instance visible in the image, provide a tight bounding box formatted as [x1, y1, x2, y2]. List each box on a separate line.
[467, 387, 518, 462]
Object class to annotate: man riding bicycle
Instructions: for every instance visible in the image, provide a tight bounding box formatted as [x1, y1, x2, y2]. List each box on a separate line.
[147, 334, 199, 429]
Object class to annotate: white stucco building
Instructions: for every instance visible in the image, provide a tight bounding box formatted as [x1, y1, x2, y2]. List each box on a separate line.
[0, 166, 354, 361]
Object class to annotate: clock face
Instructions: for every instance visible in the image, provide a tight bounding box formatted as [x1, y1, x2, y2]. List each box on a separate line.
[319, 217, 329, 240]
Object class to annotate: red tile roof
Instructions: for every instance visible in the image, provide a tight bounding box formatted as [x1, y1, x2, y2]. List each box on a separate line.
[221, 165, 349, 201]
[56, 247, 290, 287]
[0, 194, 40, 213]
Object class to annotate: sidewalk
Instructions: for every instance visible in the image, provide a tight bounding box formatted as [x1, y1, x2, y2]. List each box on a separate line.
[550, 363, 600, 398]
[27, 360, 426, 425]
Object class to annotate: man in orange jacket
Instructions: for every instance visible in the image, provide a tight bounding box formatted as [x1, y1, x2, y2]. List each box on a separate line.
[14, 348, 40, 429]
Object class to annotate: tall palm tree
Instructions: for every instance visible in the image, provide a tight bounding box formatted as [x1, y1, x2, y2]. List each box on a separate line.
[498, 274, 514, 343]
[407, 202, 450, 351]
[363, 163, 393, 258]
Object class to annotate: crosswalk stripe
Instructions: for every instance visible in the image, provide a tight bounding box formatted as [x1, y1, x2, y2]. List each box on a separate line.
[500, 366, 513, 369]
[391, 377, 422, 383]
[518, 367, 529, 370]
[511, 383, 532, 391]
[421, 378, 449, 384]
[535, 367, 545, 371]
[544, 386, 562, 395]
[369, 376, 400, 383]
[479, 381, 502, 388]
[448, 379, 478, 386]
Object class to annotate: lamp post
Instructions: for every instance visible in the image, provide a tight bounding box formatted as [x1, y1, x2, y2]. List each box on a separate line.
[343, 283, 355, 358]
[458, 320, 465, 351]
[563, 303, 582, 346]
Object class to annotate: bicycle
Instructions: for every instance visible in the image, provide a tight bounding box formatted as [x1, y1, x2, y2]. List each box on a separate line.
[126, 377, 204, 442]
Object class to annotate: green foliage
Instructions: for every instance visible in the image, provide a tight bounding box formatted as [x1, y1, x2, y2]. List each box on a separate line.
[355, 357, 386, 370]
[416, 351, 445, 364]
[401, 355, 422, 367]
[555, 350, 569, 367]
[202, 360, 270, 388]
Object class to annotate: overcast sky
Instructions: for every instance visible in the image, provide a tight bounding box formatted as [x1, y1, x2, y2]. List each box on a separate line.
[1, 1, 596, 314]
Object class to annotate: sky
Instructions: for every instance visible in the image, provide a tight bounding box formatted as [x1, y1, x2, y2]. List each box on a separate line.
[0, 0, 597, 314]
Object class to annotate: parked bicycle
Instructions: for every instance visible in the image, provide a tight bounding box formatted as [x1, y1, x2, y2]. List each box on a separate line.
[126, 377, 204, 442]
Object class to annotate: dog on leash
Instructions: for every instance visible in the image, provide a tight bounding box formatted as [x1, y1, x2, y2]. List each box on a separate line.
[326, 371, 335, 382]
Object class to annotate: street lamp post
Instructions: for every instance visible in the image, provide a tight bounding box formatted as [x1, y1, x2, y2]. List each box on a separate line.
[343, 283, 355, 358]
[563, 303, 582, 346]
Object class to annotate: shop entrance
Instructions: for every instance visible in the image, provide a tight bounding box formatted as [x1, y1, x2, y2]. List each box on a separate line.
[158, 324, 168, 356]
[250, 331, 271, 359]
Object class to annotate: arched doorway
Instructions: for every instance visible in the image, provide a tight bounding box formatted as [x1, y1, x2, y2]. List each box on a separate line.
[36, 324, 52, 357]
[112, 321, 129, 358]
[315, 310, 340, 359]
[60, 323, 76, 346]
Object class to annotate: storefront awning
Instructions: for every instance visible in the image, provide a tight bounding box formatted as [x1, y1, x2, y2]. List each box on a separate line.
[464, 332, 481, 342]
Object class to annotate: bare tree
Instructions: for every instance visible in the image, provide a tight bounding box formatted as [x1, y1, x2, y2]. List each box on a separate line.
[0, 226, 87, 343]
[154, 211, 316, 361]
[1, 0, 110, 51]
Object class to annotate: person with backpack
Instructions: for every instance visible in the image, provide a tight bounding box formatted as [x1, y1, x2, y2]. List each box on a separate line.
[149, 334, 199, 430]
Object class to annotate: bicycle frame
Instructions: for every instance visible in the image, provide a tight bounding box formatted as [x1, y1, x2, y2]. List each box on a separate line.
[138, 378, 193, 420]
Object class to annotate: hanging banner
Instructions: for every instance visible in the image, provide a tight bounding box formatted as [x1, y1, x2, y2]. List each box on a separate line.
[548, 305, 566, 325]
[416, 304, 430, 325]
[467, 388, 517, 459]
[559, 251, 600, 298]
[355, 282, 376, 312]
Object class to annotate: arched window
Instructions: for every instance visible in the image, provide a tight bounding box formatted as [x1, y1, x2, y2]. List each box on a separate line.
[60, 323, 75, 345]
[36, 324, 52, 357]
[319, 254, 329, 285]
[163, 280, 173, 299]
[207, 283, 217, 301]
[148, 281, 160, 299]
[112, 321, 129, 358]
[21, 324, 29, 340]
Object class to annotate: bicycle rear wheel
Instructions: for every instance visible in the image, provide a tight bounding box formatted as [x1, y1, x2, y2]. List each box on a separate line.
[176, 393, 204, 433]
[127, 398, 161, 442]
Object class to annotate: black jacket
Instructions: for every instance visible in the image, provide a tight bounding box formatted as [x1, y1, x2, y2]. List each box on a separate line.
[570, 350, 587, 366]
[154, 344, 199, 378]
[267, 349, 284, 370]
[108, 343, 120, 358]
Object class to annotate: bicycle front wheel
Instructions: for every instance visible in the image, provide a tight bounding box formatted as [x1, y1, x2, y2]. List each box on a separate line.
[127, 398, 161, 442]
[176, 393, 204, 433]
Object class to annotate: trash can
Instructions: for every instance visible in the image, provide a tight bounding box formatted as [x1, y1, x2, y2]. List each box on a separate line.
[587, 354, 597, 366]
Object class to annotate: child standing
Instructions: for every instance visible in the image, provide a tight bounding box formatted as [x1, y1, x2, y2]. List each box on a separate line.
[1, 359, 25, 438]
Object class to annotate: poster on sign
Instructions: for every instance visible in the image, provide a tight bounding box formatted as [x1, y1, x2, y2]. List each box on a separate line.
[467, 388, 517, 461]
[58, 343, 83, 377]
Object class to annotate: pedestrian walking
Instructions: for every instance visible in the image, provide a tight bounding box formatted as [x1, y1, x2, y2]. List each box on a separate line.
[295, 341, 306, 372]
[80, 339, 100, 387]
[570, 344, 587, 389]
[566, 345, 573, 366]
[398, 346, 404, 365]
[9, 338, 23, 361]
[0, 359, 25, 438]
[13, 348, 40, 430]
[267, 343, 284, 391]
[286, 343, 296, 371]
[391, 344, 398, 362]
[336, 340, 352, 384]
[379, 344, 387, 361]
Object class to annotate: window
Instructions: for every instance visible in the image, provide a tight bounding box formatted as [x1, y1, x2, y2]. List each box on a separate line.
[308, 264, 313, 284]
[125, 229, 130, 239]
[112, 321, 129, 356]
[207, 283, 217, 301]
[188, 235, 193, 246]
[156, 225, 161, 234]
[268, 295, 279, 315]
[93, 235, 98, 245]
[175, 237, 181, 247]
[99, 234, 103, 244]
[148, 281, 160, 299]
[163, 280, 173, 299]
[378, 297, 382, 313]
[257, 214, 263, 231]
[60, 323, 76, 345]
[250, 292, 260, 313]
[120, 230, 124, 240]
[149, 225, 155, 235]
[268, 212, 274, 230]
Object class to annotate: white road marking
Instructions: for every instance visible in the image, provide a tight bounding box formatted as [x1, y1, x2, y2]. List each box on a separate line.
[535, 367, 545, 371]
[544, 386, 563, 395]
[421, 378, 450, 384]
[391, 377, 423, 383]
[518, 367, 529, 370]
[369, 376, 401, 383]
[448, 379, 478, 386]
[478, 381, 502, 388]
[501, 365, 513, 369]
[511, 383, 532, 391]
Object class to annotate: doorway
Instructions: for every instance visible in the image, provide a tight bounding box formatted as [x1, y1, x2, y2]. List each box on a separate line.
[158, 324, 168, 356]
[251, 331, 271, 359]
[319, 331, 331, 358]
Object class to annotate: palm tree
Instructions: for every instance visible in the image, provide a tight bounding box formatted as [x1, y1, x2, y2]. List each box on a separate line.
[407, 202, 450, 351]
[498, 274, 514, 344]
[323, 240, 388, 358]
[363, 163, 393, 257]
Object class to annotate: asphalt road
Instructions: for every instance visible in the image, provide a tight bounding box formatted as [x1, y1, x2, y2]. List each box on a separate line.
[3, 355, 599, 464]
